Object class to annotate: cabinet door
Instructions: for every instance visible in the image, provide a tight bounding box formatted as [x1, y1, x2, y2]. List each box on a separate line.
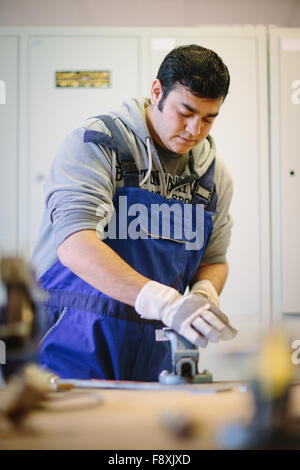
[0, 36, 18, 255]
[146, 28, 270, 321]
[270, 27, 300, 315]
[28, 34, 140, 254]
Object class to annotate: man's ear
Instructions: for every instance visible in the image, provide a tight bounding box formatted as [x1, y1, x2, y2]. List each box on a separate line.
[149, 78, 163, 107]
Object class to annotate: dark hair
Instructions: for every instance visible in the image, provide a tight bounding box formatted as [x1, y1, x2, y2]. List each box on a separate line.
[156, 44, 230, 111]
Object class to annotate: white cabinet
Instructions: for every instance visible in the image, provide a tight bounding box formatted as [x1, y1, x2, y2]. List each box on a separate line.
[27, 33, 140, 253]
[0, 35, 19, 255]
[270, 27, 300, 316]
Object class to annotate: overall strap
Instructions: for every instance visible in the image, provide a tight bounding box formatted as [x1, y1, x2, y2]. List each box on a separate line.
[191, 158, 218, 214]
[83, 114, 139, 187]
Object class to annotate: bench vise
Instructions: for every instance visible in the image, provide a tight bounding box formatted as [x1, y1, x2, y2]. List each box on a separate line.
[156, 328, 213, 385]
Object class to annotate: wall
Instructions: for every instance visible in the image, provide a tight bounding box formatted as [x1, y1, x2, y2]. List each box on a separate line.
[0, 0, 299, 27]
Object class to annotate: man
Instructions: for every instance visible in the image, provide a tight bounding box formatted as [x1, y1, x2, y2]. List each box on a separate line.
[32, 44, 237, 381]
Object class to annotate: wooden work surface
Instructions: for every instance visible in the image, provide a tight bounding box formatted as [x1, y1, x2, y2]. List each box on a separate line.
[0, 381, 300, 450]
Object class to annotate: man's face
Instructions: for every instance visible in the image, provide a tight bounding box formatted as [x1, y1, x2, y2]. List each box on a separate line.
[147, 80, 223, 154]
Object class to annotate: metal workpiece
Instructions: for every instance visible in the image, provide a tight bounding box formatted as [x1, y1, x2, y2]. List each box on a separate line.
[156, 328, 213, 385]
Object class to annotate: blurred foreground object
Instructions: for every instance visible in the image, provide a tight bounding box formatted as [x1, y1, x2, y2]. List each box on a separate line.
[0, 258, 56, 429]
[0, 257, 47, 380]
[218, 327, 300, 449]
[0, 364, 56, 428]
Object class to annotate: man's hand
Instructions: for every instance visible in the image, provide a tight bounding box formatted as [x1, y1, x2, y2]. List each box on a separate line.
[135, 281, 237, 347]
[190, 279, 231, 325]
[190, 279, 220, 307]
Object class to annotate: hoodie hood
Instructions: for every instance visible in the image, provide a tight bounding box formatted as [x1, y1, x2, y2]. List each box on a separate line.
[110, 97, 151, 144]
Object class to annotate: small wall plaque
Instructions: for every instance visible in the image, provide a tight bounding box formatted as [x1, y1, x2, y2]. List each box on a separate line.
[56, 71, 110, 88]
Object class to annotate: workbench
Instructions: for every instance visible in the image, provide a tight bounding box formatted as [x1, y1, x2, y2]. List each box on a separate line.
[0, 380, 300, 450]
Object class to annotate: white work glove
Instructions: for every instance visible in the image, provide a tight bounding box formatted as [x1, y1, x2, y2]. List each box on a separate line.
[190, 279, 230, 325]
[190, 279, 220, 307]
[135, 281, 237, 348]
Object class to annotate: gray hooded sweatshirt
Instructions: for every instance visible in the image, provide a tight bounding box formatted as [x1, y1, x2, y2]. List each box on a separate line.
[31, 98, 233, 280]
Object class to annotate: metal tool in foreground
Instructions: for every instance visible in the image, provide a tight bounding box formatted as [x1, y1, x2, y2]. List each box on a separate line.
[156, 328, 213, 385]
[0, 257, 48, 380]
[0, 257, 70, 429]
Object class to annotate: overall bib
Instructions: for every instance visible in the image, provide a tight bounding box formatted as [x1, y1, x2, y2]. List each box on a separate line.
[39, 116, 218, 381]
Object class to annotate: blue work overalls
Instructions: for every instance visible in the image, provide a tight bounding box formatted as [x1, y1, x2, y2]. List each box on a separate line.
[39, 116, 218, 381]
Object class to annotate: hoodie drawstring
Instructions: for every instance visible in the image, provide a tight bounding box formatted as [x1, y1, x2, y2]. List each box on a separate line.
[139, 137, 153, 187]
